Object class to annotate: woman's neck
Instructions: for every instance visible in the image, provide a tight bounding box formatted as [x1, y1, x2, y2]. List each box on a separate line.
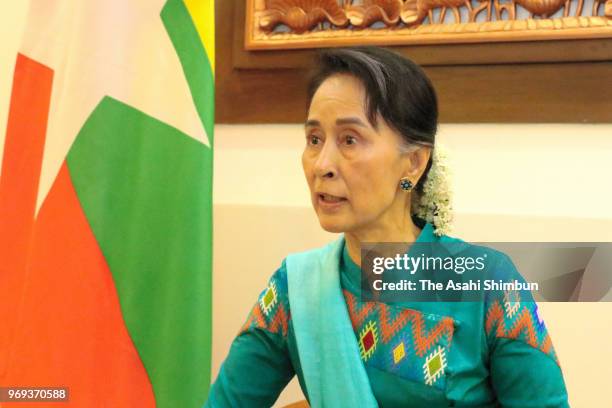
[344, 219, 422, 267]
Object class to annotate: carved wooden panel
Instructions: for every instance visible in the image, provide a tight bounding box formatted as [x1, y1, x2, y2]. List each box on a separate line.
[245, 0, 612, 49]
[216, 0, 612, 123]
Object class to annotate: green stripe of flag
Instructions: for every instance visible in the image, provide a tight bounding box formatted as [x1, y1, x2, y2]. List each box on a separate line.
[68, 1, 214, 405]
[67, 96, 213, 408]
[68, 2, 215, 406]
[162, 0, 215, 145]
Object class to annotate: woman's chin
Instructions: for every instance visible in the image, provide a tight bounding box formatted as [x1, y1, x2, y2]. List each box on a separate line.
[317, 215, 350, 234]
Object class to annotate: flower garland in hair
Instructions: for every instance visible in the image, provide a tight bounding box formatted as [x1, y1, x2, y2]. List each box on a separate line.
[414, 145, 453, 236]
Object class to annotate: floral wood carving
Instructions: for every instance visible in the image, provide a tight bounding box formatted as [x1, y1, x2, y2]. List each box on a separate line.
[402, 0, 477, 25]
[345, 0, 403, 27]
[496, 0, 569, 19]
[245, 0, 612, 49]
[259, 0, 349, 33]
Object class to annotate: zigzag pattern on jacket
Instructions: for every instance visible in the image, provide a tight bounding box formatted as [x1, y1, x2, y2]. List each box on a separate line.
[485, 300, 558, 366]
[343, 290, 454, 357]
[240, 300, 289, 337]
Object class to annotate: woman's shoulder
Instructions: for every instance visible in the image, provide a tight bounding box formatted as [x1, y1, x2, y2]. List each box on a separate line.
[239, 260, 291, 338]
[261, 237, 341, 297]
[282, 236, 345, 277]
[436, 231, 522, 277]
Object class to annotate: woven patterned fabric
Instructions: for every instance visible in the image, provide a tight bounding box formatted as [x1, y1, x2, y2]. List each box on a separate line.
[238, 269, 560, 392]
[239, 272, 290, 338]
[343, 290, 455, 390]
[485, 290, 559, 366]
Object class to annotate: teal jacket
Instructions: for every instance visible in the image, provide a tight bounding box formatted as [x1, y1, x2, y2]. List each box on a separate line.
[206, 223, 569, 407]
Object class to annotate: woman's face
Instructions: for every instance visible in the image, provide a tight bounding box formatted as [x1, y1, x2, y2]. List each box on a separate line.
[302, 74, 418, 235]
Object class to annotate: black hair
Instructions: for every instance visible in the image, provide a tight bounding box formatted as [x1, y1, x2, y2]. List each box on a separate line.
[307, 47, 438, 193]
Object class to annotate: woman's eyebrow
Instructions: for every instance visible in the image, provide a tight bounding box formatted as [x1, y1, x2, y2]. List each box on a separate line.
[305, 119, 320, 128]
[336, 117, 368, 128]
[305, 117, 369, 128]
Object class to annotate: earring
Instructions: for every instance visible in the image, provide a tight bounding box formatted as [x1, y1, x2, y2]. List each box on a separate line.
[399, 178, 413, 191]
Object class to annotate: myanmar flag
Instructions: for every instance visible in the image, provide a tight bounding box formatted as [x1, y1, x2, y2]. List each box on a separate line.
[0, 0, 214, 407]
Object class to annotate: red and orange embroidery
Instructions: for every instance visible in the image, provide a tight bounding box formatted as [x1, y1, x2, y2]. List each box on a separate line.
[485, 291, 558, 365]
[240, 280, 289, 337]
[343, 289, 454, 387]
[344, 290, 454, 357]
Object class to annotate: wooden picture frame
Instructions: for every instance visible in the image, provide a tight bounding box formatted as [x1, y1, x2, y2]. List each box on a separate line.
[215, 0, 612, 123]
[245, 0, 612, 50]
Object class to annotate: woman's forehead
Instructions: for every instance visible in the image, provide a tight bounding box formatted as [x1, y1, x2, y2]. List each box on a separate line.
[313, 74, 365, 103]
[308, 74, 368, 121]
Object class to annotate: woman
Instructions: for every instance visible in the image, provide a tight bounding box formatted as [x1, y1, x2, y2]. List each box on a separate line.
[206, 47, 569, 407]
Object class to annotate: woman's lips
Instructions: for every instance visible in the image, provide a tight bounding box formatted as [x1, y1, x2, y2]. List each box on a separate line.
[317, 193, 347, 211]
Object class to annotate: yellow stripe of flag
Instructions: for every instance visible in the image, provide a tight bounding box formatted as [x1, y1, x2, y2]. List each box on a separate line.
[184, 0, 215, 75]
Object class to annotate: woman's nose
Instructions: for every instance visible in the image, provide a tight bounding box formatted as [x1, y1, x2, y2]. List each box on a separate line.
[314, 142, 337, 179]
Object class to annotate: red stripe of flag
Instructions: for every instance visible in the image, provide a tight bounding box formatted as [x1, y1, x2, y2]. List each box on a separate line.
[0, 54, 52, 377]
[4, 163, 155, 406]
[1, 54, 155, 405]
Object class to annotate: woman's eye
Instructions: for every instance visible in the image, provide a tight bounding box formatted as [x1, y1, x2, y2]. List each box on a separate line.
[307, 135, 321, 145]
[343, 135, 357, 146]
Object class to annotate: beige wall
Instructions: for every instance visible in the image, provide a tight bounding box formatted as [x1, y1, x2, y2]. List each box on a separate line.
[0, 2, 29, 161]
[2, 3, 612, 407]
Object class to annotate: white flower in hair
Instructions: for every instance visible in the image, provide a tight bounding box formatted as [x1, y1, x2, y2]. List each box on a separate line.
[414, 145, 453, 236]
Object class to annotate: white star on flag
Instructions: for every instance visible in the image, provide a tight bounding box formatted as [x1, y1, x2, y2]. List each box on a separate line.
[20, 0, 210, 211]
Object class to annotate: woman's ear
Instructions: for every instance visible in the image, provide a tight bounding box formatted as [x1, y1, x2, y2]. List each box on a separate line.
[403, 146, 432, 181]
